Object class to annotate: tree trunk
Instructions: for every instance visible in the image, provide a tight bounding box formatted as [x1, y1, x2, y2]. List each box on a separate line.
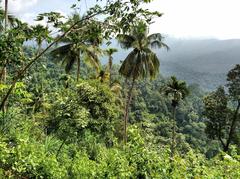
[1, 0, 8, 113]
[0, 66, 4, 83]
[56, 137, 67, 158]
[37, 43, 42, 56]
[123, 77, 136, 144]
[77, 56, 80, 82]
[218, 135, 226, 152]
[170, 106, 176, 159]
[3, 0, 8, 83]
[225, 101, 240, 152]
[109, 57, 112, 87]
[4, 0, 8, 30]
[2, 65, 7, 83]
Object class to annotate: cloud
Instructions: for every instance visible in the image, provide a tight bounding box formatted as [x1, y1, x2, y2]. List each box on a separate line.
[20, 9, 67, 26]
[1, 0, 38, 13]
[147, 0, 240, 39]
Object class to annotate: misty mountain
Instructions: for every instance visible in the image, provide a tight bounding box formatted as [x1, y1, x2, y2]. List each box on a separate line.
[109, 37, 240, 91]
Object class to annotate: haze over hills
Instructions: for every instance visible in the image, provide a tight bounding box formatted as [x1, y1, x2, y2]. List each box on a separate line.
[109, 37, 240, 91]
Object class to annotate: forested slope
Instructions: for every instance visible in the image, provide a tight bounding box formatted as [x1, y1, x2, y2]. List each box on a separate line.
[0, 0, 239, 178]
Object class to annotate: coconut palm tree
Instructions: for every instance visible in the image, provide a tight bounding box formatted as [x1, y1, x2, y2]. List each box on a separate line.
[117, 21, 169, 143]
[164, 76, 189, 158]
[0, 10, 18, 31]
[105, 48, 118, 86]
[50, 13, 102, 81]
[0, 1, 20, 83]
[51, 43, 101, 81]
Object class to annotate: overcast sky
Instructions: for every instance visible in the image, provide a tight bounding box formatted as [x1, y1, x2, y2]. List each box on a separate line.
[1, 0, 240, 39]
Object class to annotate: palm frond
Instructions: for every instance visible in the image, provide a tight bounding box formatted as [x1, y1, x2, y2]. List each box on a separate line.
[0, 8, 18, 29]
[117, 34, 136, 49]
[164, 76, 190, 103]
[150, 41, 169, 50]
[50, 44, 73, 61]
[105, 48, 118, 56]
[147, 33, 163, 41]
[119, 49, 139, 78]
[148, 33, 169, 50]
[65, 53, 77, 73]
[83, 46, 101, 73]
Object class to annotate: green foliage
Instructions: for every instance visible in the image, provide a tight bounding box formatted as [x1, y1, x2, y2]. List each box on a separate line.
[204, 87, 230, 140]
[118, 21, 168, 80]
[203, 64, 240, 152]
[164, 76, 190, 108]
[227, 64, 240, 101]
[46, 80, 120, 144]
[0, 0, 239, 178]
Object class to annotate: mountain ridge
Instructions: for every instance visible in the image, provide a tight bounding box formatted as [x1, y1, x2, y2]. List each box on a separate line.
[109, 37, 240, 90]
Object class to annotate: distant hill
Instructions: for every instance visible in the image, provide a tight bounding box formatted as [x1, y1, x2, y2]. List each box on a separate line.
[108, 37, 240, 91]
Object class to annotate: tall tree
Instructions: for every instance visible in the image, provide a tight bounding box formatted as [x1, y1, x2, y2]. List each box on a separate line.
[203, 87, 230, 151]
[0, 1, 20, 83]
[105, 48, 117, 86]
[225, 64, 240, 151]
[50, 14, 102, 81]
[1, 0, 8, 83]
[117, 21, 169, 143]
[204, 65, 240, 152]
[0, 10, 18, 31]
[164, 76, 189, 158]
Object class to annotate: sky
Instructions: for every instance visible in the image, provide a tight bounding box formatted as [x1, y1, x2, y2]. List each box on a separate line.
[1, 0, 240, 40]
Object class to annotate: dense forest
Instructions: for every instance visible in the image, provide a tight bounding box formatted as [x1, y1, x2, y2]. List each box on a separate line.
[0, 0, 239, 178]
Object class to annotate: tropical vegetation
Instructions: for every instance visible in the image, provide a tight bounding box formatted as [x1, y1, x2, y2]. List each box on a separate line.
[0, 0, 239, 178]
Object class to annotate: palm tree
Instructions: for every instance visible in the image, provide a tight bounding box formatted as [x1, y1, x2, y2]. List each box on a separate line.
[50, 14, 102, 81]
[117, 21, 169, 143]
[0, 1, 20, 83]
[0, 7, 19, 32]
[164, 76, 189, 158]
[51, 43, 101, 81]
[31, 24, 51, 55]
[105, 48, 118, 86]
[0, 0, 8, 83]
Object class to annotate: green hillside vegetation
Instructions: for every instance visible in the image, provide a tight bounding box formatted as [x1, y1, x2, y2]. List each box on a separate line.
[158, 38, 240, 90]
[0, 0, 239, 178]
[108, 38, 240, 90]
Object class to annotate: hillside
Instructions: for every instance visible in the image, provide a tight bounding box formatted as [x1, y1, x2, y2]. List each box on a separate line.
[110, 37, 240, 90]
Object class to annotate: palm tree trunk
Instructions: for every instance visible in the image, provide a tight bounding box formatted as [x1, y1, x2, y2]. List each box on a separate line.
[123, 77, 136, 144]
[4, 0, 8, 30]
[2, 65, 7, 83]
[170, 106, 176, 159]
[0, 67, 4, 82]
[1, 0, 8, 113]
[77, 56, 80, 82]
[37, 43, 42, 56]
[224, 101, 240, 152]
[109, 57, 112, 87]
[3, 0, 8, 83]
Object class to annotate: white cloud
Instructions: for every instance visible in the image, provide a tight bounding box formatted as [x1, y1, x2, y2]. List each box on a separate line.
[148, 0, 240, 39]
[1, 0, 38, 13]
[2, 0, 240, 39]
